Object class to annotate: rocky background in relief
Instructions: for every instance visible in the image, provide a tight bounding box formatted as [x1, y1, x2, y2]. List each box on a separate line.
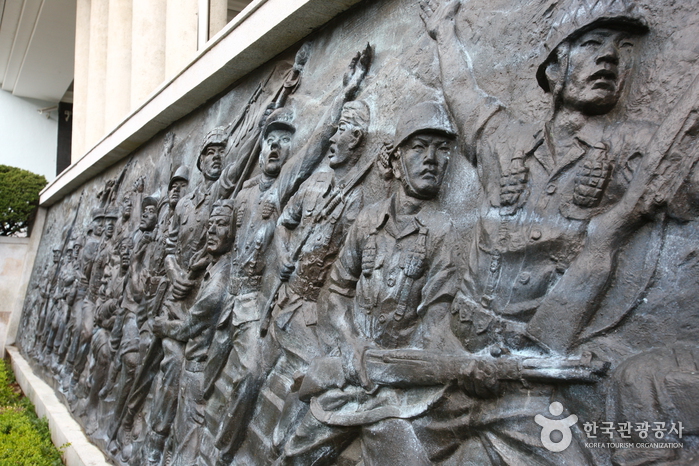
[17, 0, 699, 464]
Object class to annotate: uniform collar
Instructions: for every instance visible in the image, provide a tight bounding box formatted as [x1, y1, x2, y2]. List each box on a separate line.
[372, 194, 424, 239]
[533, 120, 607, 175]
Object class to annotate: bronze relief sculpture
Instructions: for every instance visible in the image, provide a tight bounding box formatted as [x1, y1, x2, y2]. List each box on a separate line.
[17, 0, 699, 464]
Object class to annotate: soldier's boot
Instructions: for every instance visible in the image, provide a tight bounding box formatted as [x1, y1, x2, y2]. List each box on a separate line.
[118, 427, 133, 462]
[145, 432, 167, 466]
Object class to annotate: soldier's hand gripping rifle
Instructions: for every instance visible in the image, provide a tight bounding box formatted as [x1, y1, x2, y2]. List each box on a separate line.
[297, 348, 609, 401]
[259, 150, 379, 337]
[362, 348, 609, 388]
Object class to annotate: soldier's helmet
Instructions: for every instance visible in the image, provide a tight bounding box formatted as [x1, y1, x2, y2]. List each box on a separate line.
[142, 193, 160, 210]
[380, 101, 456, 179]
[392, 101, 455, 151]
[197, 126, 230, 172]
[211, 199, 236, 218]
[104, 208, 119, 220]
[91, 208, 105, 221]
[168, 166, 190, 190]
[536, 0, 649, 92]
[69, 236, 84, 249]
[262, 108, 296, 140]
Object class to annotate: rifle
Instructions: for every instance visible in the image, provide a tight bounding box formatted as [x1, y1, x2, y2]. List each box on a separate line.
[363, 349, 609, 387]
[106, 155, 136, 207]
[230, 42, 313, 200]
[226, 76, 269, 154]
[297, 350, 608, 401]
[259, 153, 377, 337]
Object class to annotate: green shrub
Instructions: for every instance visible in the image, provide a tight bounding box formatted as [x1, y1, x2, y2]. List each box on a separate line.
[0, 360, 64, 465]
[0, 165, 47, 236]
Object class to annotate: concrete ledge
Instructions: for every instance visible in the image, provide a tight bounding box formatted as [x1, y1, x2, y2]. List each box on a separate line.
[7, 346, 109, 466]
[40, 0, 365, 207]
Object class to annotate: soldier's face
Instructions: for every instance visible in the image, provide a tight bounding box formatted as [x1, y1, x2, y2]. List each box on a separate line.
[206, 214, 234, 255]
[328, 120, 360, 169]
[261, 130, 292, 177]
[52, 250, 61, 263]
[396, 132, 451, 199]
[104, 218, 116, 239]
[140, 205, 158, 232]
[169, 180, 188, 207]
[119, 243, 132, 269]
[72, 244, 82, 261]
[122, 196, 132, 220]
[561, 28, 636, 115]
[99, 265, 112, 295]
[201, 145, 224, 180]
[93, 219, 104, 237]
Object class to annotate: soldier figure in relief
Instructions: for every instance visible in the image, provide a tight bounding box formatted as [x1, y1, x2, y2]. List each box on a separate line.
[62, 209, 106, 394]
[420, 0, 652, 463]
[201, 47, 371, 466]
[233, 100, 371, 464]
[30, 247, 61, 358]
[278, 101, 460, 466]
[102, 194, 161, 443]
[152, 199, 237, 466]
[140, 127, 233, 465]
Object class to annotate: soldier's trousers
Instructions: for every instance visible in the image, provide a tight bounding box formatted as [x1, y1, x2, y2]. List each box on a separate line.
[234, 295, 322, 464]
[280, 413, 431, 466]
[413, 385, 594, 465]
[170, 365, 207, 466]
[148, 337, 184, 436]
[204, 317, 277, 464]
[608, 344, 699, 465]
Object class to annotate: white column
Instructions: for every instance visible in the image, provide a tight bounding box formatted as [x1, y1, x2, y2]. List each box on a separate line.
[131, 0, 166, 109]
[71, 0, 91, 162]
[84, 0, 109, 150]
[165, 0, 198, 79]
[104, 0, 132, 131]
[197, 0, 209, 49]
[209, 0, 228, 39]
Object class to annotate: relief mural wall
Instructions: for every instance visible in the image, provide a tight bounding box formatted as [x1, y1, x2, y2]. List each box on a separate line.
[17, 0, 699, 464]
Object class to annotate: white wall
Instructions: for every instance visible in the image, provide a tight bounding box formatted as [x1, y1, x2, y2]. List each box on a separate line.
[0, 236, 31, 355]
[0, 90, 57, 181]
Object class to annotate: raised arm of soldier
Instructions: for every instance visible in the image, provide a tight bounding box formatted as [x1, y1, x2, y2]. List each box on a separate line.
[216, 124, 263, 199]
[420, 0, 502, 161]
[274, 45, 372, 207]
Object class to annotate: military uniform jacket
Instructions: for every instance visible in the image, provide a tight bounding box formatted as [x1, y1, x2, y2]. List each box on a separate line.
[230, 174, 278, 289]
[277, 169, 363, 303]
[310, 195, 459, 427]
[328, 194, 458, 350]
[161, 254, 231, 366]
[456, 105, 652, 349]
[86, 239, 115, 302]
[165, 165, 239, 272]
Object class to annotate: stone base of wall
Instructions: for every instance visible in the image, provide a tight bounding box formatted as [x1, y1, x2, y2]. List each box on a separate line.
[7, 346, 109, 466]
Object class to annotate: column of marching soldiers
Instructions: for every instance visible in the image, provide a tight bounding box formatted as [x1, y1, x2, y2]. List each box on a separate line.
[24, 44, 380, 466]
[20, 0, 699, 463]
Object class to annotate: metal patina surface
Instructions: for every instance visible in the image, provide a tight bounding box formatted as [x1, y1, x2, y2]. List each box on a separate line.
[17, 0, 699, 464]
